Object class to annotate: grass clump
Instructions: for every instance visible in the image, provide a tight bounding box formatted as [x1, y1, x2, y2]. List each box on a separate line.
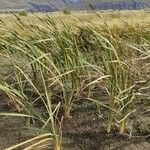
[0, 12, 150, 149]
[63, 9, 71, 15]
[18, 11, 28, 16]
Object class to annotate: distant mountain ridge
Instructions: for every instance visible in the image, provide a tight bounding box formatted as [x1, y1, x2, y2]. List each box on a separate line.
[0, 0, 150, 12]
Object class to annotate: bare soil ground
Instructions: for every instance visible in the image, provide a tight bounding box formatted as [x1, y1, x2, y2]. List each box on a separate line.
[0, 95, 149, 150]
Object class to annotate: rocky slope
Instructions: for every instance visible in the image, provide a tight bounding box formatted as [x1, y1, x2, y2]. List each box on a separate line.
[0, 0, 150, 12]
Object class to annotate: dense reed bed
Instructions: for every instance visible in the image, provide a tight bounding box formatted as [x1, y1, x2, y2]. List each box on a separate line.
[0, 11, 150, 149]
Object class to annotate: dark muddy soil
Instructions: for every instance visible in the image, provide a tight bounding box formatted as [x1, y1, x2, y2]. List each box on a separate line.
[0, 97, 149, 150]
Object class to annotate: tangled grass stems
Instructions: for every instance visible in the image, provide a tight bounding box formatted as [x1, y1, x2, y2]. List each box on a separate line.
[0, 12, 149, 149]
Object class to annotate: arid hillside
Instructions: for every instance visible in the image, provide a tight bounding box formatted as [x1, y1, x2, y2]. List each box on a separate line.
[0, 0, 150, 12]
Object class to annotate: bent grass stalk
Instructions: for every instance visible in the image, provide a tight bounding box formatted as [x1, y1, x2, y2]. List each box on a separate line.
[0, 64, 62, 150]
[80, 25, 135, 133]
[0, 39, 62, 149]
